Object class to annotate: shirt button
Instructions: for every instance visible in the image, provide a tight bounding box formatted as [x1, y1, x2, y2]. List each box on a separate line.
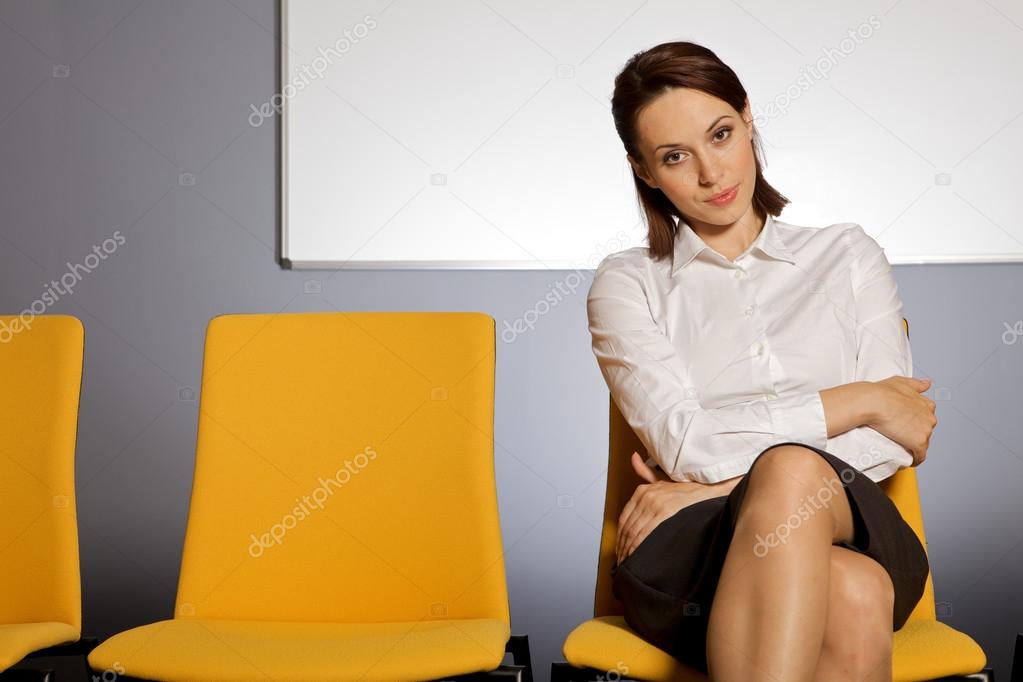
[744, 306, 754, 316]
[754, 344, 764, 356]
[733, 270, 744, 279]
[765, 393, 777, 400]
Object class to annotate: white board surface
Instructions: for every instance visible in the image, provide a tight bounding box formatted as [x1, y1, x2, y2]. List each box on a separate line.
[281, 0, 1023, 268]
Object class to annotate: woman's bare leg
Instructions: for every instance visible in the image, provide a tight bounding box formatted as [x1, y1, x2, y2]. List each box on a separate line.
[705, 445, 859, 681]
[813, 545, 895, 681]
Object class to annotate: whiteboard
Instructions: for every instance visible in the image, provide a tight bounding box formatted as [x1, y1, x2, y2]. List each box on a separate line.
[280, 0, 1023, 268]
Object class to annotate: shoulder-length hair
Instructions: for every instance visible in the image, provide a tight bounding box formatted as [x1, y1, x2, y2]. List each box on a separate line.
[611, 41, 790, 261]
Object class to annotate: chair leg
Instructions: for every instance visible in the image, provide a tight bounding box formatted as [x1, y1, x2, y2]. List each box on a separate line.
[550, 661, 582, 682]
[0, 671, 54, 682]
[2, 637, 100, 682]
[550, 661, 628, 682]
[505, 634, 533, 682]
[435, 664, 525, 681]
[1012, 632, 1023, 682]
[425, 633, 533, 681]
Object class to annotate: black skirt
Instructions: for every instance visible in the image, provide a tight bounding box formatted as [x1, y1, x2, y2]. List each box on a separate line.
[611, 441, 931, 675]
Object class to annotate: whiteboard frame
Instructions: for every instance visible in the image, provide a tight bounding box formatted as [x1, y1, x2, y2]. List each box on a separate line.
[278, 0, 1023, 269]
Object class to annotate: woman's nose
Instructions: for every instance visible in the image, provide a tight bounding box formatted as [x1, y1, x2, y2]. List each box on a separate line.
[696, 155, 723, 186]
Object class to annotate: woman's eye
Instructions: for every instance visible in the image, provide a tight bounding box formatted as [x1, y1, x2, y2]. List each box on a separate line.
[664, 129, 731, 164]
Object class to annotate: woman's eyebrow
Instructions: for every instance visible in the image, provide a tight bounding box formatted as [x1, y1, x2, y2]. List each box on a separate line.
[653, 114, 734, 151]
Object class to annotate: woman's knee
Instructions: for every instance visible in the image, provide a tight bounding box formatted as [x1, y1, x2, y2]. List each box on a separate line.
[743, 445, 842, 503]
[738, 445, 856, 541]
[823, 547, 895, 654]
[832, 547, 894, 614]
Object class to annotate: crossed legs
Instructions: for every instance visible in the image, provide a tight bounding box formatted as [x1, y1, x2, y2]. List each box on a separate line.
[705, 444, 896, 682]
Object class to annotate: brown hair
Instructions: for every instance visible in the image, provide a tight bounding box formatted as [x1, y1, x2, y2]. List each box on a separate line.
[611, 41, 790, 261]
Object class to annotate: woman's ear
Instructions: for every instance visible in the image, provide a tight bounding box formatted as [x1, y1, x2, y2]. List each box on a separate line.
[741, 98, 754, 136]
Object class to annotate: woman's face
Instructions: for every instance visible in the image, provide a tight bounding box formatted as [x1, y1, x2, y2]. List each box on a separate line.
[629, 87, 757, 230]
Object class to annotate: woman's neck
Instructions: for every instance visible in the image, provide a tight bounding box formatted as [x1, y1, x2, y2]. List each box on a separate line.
[689, 212, 766, 262]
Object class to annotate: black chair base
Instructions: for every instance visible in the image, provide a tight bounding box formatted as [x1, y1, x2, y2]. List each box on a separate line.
[1011, 633, 1023, 682]
[1, 637, 99, 682]
[552, 660, 995, 682]
[0, 672, 53, 682]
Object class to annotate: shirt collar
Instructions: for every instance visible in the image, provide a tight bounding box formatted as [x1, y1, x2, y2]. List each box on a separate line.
[671, 213, 796, 276]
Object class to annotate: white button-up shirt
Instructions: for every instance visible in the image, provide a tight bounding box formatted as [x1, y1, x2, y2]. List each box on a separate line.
[587, 213, 914, 484]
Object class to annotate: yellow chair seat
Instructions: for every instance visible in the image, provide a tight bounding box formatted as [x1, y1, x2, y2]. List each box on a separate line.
[563, 615, 988, 682]
[892, 619, 989, 682]
[88, 617, 510, 682]
[562, 616, 701, 682]
[0, 621, 80, 670]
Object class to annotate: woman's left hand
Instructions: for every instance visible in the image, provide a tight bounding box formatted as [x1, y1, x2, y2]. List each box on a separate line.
[616, 452, 741, 565]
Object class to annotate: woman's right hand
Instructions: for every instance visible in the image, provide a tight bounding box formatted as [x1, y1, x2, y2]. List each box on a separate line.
[616, 453, 741, 565]
[866, 376, 936, 466]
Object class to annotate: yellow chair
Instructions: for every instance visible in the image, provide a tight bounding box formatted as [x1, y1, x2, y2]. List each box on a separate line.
[554, 318, 992, 681]
[86, 312, 532, 682]
[0, 315, 96, 681]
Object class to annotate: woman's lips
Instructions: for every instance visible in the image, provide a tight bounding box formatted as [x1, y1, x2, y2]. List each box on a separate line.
[705, 184, 739, 206]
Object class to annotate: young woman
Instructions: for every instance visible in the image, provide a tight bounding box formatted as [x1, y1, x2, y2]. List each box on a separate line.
[587, 41, 935, 681]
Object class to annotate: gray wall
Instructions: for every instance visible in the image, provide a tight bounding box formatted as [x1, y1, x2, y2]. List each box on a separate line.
[1, 2, 1021, 680]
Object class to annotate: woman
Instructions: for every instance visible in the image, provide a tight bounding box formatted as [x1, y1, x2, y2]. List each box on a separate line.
[586, 41, 935, 681]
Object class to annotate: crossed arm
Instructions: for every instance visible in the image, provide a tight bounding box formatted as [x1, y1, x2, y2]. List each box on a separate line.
[587, 224, 933, 485]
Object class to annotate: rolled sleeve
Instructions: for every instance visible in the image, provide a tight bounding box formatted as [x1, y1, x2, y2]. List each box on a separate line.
[766, 390, 828, 447]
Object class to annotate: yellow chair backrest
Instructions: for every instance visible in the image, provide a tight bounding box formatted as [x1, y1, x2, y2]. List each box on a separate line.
[0, 315, 84, 632]
[876, 318, 936, 623]
[595, 317, 934, 623]
[174, 312, 510, 627]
